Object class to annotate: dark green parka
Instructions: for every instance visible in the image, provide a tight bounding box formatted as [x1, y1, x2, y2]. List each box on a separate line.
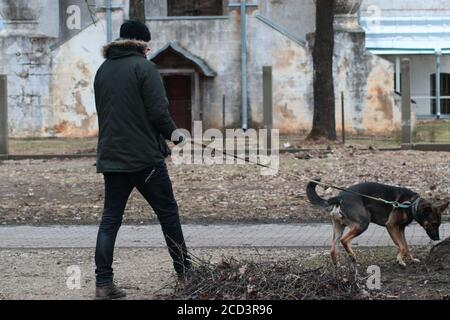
[94, 39, 176, 173]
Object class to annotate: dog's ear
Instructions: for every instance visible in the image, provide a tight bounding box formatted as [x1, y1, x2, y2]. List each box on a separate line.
[433, 200, 449, 213]
[418, 199, 433, 212]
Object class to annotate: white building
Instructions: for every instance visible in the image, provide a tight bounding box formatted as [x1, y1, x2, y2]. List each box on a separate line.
[361, 0, 450, 119]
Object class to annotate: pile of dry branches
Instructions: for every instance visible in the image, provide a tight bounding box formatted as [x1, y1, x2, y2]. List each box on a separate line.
[167, 253, 364, 300]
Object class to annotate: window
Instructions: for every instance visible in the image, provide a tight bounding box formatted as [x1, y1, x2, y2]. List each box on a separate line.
[430, 73, 450, 115]
[167, 0, 224, 16]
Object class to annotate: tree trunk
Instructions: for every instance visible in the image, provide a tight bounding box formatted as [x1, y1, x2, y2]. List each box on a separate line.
[427, 237, 450, 269]
[129, 0, 146, 23]
[307, 0, 336, 141]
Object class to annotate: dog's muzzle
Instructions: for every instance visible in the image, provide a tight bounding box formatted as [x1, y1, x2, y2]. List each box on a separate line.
[426, 228, 440, 241]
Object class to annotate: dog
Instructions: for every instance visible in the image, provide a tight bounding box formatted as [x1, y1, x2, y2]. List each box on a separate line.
[307, 179, 448, 266]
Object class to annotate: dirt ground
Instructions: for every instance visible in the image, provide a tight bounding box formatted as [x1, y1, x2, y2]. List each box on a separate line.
[1, 146, 450, 225]
[0, 247, 448, 300]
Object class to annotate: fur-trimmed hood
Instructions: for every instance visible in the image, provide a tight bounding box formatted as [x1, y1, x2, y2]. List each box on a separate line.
[102, 38, 149, 59]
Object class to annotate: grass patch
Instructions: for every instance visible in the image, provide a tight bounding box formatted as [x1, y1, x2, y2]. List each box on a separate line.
[6, 121, 450, 156]
[9, 138, 97, 155]
[413, 120, 450, 143]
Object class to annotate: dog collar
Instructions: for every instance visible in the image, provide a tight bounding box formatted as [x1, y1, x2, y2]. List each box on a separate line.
[408, 197, 422, 221]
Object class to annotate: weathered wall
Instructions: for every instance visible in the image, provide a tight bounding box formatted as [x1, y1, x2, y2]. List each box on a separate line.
[148, 12, 242, 129]
[49, 5, 127, 137]
[247, 11, 313, 133]
[258, 0, 315, 41]
[39, 0, 59, 38]
[146, 0, 167, 17]
[148, 4, 314, 133]
[0, 35, 54, 137]
[362, 54, 399, 133]
[333, 30, 398, 135]
[50, 22, 104, 137]
[2, 0, 399, 137]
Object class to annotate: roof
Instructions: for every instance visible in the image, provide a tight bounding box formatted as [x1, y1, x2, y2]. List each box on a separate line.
[360, 15, 450, 54]
[149, 42, 216, 77]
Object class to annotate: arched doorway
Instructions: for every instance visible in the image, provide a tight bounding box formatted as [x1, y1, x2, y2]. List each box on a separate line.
[150, 42, 216, 132]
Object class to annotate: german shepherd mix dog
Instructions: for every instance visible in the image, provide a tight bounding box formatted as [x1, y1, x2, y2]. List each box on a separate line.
[307, 179, 448, 267]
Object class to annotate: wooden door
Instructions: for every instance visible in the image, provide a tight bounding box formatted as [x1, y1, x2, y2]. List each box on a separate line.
[163, 75, 192, 131]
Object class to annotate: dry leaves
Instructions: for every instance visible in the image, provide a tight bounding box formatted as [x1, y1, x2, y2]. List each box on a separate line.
[0, 146, 450, 225]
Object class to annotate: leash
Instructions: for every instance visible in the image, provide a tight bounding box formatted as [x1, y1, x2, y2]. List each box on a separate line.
[188, 140, 419, 209]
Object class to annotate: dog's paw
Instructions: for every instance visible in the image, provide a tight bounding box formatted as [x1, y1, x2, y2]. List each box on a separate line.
[397, 254, 407, 267]
[410, 257, 421, 264]
[397, 260, 407, 267]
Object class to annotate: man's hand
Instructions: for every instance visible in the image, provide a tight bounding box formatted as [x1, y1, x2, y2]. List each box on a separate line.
[173, 135, 184, 146]
[172, 130, 187, 146]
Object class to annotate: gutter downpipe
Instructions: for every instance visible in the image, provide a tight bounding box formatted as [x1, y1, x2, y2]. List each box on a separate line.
[435, 48, 442, 119]
[240, 0, 248, 131]
[106, 0, 113, 43]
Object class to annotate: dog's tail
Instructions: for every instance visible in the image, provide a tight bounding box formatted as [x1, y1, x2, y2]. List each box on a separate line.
[306, 178, 340, 208]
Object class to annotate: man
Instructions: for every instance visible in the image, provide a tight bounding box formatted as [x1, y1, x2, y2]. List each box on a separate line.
[93, 20, 190, 300]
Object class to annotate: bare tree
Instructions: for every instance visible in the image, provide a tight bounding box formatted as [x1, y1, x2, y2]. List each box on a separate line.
[130, 0, 146, 23]
[308, 0, 336, 141]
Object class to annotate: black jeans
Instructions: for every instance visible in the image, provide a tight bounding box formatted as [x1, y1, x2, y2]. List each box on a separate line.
[95, 161, 190, 287]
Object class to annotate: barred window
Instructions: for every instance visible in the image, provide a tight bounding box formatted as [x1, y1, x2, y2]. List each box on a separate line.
[431, 73, 450, 115]
[167, 0, 223, 16]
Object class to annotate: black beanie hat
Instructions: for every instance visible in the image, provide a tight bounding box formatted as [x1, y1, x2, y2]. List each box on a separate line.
[120, 20, 151, 42]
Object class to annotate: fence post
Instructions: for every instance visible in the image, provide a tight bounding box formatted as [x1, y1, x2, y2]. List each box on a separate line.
[341, 92, 345, 144]
[0, 75, 8, 155]
[222, 95, 226, 134]
[401, 58, 412, 149]
[263, 66, 273, 151]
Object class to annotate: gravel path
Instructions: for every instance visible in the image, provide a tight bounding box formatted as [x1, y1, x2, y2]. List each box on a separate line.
[0, 248, 318, 300]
